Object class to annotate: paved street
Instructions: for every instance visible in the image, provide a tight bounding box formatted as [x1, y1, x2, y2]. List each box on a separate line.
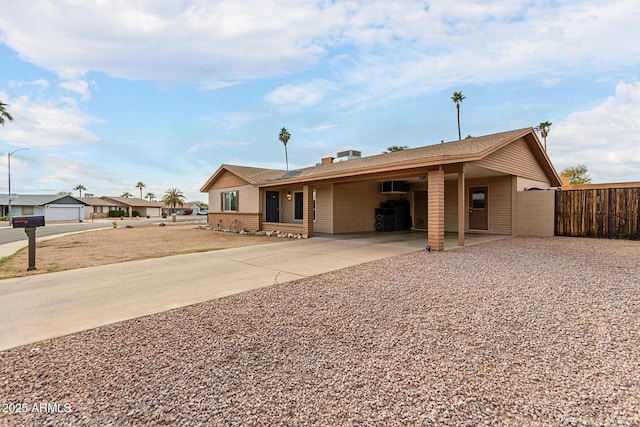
[0, 216, 206, 245]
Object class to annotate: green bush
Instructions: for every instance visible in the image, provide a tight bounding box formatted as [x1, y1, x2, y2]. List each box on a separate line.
[109, 209, 125, 217]
[132, 210, 141, 217]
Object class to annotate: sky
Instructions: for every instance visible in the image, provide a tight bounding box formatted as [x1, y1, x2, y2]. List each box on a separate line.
[0, 0, 639, 202]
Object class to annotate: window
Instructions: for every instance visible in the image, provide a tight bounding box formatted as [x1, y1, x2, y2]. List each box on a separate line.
[294, 192, 303, 220]
[21, 206, 34, 215]
[472, 191, 486, 209]
[293, 191, 317, 221]
[222, 191, 238, 212]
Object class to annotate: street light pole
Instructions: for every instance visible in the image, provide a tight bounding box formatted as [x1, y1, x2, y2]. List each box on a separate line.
[7, 148, 29, 220]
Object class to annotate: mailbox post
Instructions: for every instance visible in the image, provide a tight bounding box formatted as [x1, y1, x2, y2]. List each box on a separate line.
[12, 216, 45, 271]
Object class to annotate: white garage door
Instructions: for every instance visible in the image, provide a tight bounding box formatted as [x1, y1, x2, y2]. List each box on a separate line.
[45, 205, 83, 221]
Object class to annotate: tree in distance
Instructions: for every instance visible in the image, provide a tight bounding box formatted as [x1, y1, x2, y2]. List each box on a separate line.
[560, 164, 591, 185]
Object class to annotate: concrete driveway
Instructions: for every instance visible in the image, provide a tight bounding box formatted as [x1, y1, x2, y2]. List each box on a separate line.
[0, 231, 507, 351]
[0, 234, 424, 351]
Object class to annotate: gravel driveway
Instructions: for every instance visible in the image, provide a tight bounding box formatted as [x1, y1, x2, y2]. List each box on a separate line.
[1, 237, 639, 426]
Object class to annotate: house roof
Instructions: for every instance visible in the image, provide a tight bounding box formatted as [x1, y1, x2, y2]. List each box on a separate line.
[81, 197, 124, 206]
[201, 128, 562, 191]
[99, 196, 162, 207]
[0, 194, 90, 206]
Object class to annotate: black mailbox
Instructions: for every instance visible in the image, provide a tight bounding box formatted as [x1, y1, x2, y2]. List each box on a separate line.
[12, 215, 46, 228]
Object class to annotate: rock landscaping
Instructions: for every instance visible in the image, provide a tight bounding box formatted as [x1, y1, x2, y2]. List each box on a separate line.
[1, 237, 639, 426]
[195, 224, 307, 239]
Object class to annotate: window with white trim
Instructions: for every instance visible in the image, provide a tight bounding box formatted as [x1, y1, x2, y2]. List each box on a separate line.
[222, 191, 238, 212]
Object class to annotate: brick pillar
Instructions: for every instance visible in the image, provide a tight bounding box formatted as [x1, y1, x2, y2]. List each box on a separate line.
[428, 169, 445, 251]
[302, 184, 314, 237]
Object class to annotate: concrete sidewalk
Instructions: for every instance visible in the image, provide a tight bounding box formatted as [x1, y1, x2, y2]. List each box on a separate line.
[0, 235, 427, 351]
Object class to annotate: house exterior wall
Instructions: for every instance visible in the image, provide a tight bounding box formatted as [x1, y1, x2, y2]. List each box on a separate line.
[444, 179, 459, 232]
[332, 181, 387, 233]
[314, 184, 333, 233]
[516, 190, 555, 237]
[475, 138, 549, 183]
[516, 177, 553, 191]
[465, 176, 512, 234]
[208, 184, 259, 213]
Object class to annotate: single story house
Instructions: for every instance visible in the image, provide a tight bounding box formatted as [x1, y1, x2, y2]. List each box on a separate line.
[99, 197, 164, 217]
[200, 128, 562, 251]
[0, 194, 89, 222]
[81, 197, 127, 219]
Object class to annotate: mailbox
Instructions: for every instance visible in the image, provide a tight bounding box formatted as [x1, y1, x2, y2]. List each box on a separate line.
[12, 215, 46, 228]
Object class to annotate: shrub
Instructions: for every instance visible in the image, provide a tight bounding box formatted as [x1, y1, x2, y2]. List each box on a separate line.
[109, 209, 126, 218]
[132, 210, 141, 217]
[183, 208, 193, 215]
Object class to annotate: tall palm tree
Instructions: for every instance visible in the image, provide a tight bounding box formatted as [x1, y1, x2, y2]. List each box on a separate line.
[74, 184, 87, 197]
[145, 192, 156, 201]
[121, 191, 133, 198]
[451, 91, 466, 140]
[535, 121, 552, 151]
[136, 181, 146, 198]
[278, 127, 291, 171]
[0, 100, 14, 126]
[162, 187, 185, 213]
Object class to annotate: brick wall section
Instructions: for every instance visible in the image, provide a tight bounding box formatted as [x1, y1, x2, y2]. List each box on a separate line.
[262, 222, 303, 234]
[428, 169, 445, 251]
[208, 212, 260, 231]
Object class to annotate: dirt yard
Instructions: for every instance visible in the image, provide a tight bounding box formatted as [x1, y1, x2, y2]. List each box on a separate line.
[0, 224, 276, 279]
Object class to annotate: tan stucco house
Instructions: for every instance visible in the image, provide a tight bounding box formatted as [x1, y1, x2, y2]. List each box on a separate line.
[200, 128, 562, 251]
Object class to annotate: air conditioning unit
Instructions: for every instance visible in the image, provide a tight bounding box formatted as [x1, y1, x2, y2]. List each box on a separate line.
[381, 180, 410, 193]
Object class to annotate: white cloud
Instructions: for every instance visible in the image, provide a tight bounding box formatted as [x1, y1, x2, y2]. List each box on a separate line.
[550, 81, 640, 183]
[59, 79, 92, 101]
[265, 80, 336, 113]
[0, 1, 638, 107]
[8, 79, 50, 89]
[0, 92, 99, 147]
[187, 140, 251, 155]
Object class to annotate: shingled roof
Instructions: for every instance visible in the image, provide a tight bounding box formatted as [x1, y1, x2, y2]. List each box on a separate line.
[202, 128, 561, 190]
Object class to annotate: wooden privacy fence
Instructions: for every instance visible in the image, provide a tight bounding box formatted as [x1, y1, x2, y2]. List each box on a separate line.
[555, 188, 640, 239]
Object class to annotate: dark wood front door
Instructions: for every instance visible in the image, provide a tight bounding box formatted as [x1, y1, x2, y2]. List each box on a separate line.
[469, 187, 488, 230]
[266, 191, 280, 222]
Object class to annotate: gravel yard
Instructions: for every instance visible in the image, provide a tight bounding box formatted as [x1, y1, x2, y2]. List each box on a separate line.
[1, 236, 639, 426]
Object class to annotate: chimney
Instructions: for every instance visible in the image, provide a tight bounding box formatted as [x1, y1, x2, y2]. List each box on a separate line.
[321, 156, 334, 165]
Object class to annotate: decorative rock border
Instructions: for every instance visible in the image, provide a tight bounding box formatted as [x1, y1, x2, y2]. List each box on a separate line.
[194, 225, 307, 239]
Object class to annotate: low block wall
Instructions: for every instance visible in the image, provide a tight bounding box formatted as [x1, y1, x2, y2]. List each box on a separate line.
[516, 190, 555, 237]
[262, 222, 304, 234]
[208, 212, 260, 231]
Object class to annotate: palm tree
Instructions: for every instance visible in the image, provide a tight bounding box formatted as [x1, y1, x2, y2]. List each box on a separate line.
[121, 191, 133, 198]
[145, 192, 156, 201]
[136, 181, 146, 198]
[535, 121, 552, 151]
[0, 100, 14, 126]
[451, 91, 466, 140]
[74, 184, 87, 197]
[383, 145, 408, 153]
[162, 187, 185, 213]
[278, 127, 291, 171]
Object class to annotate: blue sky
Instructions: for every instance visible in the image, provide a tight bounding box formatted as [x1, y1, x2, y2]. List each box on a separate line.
[0, 1, 639, 202]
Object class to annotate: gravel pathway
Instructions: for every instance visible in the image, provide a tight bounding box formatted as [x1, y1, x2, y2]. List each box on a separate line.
[1, 237, 639, 426]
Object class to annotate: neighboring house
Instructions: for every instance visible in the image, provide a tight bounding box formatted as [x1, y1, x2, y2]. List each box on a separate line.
[0, 195, 89, 222]
[171, 202, 206, 215]
[201, 128, 562, 252]
[81, 197, 127, 219]
[99, 197, 164, 217]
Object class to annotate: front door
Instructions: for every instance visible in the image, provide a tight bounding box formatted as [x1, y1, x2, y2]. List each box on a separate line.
[266, 191, 280, 222]
[469, 187, 488, 230]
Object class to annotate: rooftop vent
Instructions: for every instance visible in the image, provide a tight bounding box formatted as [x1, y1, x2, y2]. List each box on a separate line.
[335, 149, 361, 162]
